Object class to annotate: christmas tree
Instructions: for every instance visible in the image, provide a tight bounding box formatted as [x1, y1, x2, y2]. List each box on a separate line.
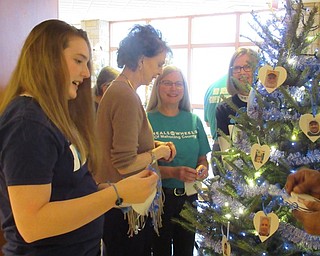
[175, 0, 320, 255]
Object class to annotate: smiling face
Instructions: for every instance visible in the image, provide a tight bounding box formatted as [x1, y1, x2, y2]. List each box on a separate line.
[265, 72, 278, 88]
[232, 54, 254, 95]
[309, 121, 319, 134]
[63, 36, 90, 99]
[259, 217, 270, 236]
[158, 70, 184, 108]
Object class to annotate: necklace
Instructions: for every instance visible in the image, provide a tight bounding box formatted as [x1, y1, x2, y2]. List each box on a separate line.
[120, 73, 135, 91]
[20, 93, 33, 97]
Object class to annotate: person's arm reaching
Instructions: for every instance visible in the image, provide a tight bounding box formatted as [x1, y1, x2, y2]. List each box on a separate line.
[285, 167, 320, 235]
[8, 170, 158, 243]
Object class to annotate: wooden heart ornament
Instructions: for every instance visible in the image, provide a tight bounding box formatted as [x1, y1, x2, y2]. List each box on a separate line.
[299, 113, 320, 142]
[250, 144, 270, 170]
[258, 65, 287, 93]
[221, 235, 231, 256]
[253, 211, 279, 242]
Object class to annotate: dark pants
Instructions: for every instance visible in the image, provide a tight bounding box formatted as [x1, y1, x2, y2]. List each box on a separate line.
[103, 208, 153, 256]
[152, 188, 197, 256]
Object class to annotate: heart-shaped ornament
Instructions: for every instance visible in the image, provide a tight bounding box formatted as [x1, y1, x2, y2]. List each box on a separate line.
[253, 211, 279, 242]
[258, 65, 287, 93]
[221, 235, 231, 256]
[250, 144, 271, 170]
[299, 113, 320, 142]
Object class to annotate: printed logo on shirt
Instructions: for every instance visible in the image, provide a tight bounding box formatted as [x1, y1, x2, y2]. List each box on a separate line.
[153, 130, 198, 140]
[209, 87, 228, 104]
[209, 95, 221, 104]
[220, 88, 228, 94]
[69, 144, 81, 172]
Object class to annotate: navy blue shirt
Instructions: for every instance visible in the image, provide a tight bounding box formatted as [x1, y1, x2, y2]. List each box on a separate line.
[216, 94, 247, 136]
[0, 96, 103, 256]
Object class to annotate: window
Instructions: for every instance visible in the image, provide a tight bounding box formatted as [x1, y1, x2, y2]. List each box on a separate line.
[109, 12, 255, 109]
[192, 15, 237, 44]
[240, 11, 279, 43]
[110, 21, 147, 47]
[190, 47, 235, 105]
[150, 18, 189, 45]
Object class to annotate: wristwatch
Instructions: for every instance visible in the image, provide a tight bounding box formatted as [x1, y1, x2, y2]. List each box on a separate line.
[149, 150, 157, 165]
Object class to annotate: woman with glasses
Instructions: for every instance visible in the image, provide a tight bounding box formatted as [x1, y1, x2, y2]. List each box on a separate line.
[216, 48, 259, 152]
[147, 65, 211, 256]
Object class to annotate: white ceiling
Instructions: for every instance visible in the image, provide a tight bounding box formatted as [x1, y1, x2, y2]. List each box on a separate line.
[58, 0, 277, 25]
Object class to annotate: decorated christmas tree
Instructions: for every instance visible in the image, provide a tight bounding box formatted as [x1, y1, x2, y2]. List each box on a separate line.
[176, 0, 320, 255]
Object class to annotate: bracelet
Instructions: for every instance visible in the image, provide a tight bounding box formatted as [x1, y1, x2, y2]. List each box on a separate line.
[107, 182, 123, 206]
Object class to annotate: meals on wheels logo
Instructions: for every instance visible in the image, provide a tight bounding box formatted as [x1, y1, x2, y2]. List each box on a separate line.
[153, 129, 198, 140]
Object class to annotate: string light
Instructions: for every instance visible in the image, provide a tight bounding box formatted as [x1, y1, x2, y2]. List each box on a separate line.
[248, 179, 255, 187]
[307, 35, 316, 42]
[225, 214, 232, 219]
[254, 171, 261, 179]
[287, 57, 296, 65]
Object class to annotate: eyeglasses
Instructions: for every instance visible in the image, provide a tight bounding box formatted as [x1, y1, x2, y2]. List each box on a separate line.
[160, 80, 184, 88]
[231, 65, 252, 73]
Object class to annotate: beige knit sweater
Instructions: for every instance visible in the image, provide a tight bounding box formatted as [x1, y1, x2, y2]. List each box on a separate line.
[95, 80, 163, 236]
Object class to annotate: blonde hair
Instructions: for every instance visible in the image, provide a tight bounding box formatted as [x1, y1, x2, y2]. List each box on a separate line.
[227, 47, 259, 95]
[146, 65, 191, 112]
[0, 19, 99, 173]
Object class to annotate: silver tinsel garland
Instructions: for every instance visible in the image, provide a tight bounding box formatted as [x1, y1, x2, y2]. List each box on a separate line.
[206, 172, 320, 252]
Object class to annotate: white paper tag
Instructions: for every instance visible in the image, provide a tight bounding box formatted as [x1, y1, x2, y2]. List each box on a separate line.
[184, 181, 201, 196]
[131, 189, 156, 216]
[283, 192, 319, 212]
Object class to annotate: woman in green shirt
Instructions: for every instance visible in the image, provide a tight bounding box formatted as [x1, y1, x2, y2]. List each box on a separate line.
[147, 65, 211, 256]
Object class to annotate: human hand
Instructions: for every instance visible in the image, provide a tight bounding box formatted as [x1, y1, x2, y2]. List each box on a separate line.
[154, 141, 176, 161]
[175, 166, 197, 183]
[153, 144, 171, 161]
[164, 141, 176, 161]
[116, 170, 158, 204]
[285, 168, 320, 199]
[292, 199, 320, 235]
[196, 165, 208, 180]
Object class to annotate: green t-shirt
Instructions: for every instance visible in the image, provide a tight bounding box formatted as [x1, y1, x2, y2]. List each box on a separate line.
[147, 110, 211, 188]
[204, 75, 229, 140]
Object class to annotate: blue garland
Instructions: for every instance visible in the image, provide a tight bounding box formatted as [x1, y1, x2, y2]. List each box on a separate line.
[205, 175, 320, 252]
[247, 84, 313, 121]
